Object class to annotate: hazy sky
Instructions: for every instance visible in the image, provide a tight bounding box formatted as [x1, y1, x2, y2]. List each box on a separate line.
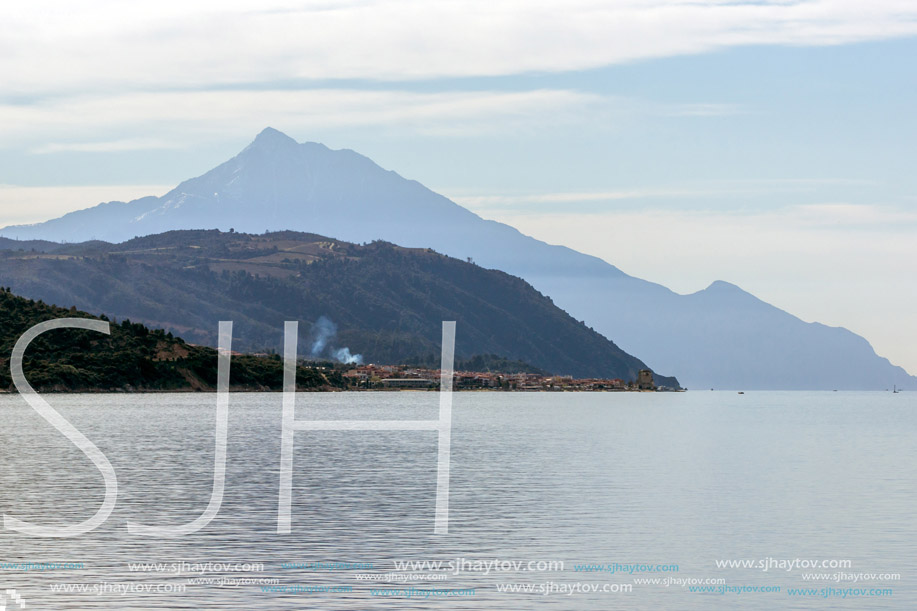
[1, 1, 916, 373]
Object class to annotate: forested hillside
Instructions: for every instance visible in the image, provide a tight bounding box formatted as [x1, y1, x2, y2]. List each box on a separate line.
[0, 289, 344, 392]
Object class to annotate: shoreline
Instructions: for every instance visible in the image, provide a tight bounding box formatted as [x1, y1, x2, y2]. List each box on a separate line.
[0, 387, 680, 394]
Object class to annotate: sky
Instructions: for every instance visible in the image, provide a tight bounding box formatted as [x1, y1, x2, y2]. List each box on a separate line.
[1, 0, 916, 373]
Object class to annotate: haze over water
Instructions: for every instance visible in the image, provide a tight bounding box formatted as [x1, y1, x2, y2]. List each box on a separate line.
[1, 391, 914, 609]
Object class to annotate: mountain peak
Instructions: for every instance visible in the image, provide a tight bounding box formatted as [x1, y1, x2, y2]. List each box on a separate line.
[249, 127, 299, 149]
[691, 280, 756, 301]
[706, 280, 742, 292]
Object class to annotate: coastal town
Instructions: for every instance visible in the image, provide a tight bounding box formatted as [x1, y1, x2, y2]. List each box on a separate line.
[341, 364, 672, 391]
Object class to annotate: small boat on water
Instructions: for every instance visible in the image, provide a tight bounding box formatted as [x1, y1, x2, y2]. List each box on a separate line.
[737, 391, 744, 395]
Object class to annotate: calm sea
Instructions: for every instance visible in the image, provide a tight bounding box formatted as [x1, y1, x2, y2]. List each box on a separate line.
[1, 391, 914, 609]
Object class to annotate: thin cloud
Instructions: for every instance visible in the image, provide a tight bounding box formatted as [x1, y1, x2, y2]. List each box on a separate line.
[2, 1, 917, 95]
[0, 89, 613, 148]
[449, 181, 888, 212]
[30, 138, 184, 155]
[790, 203, 917, 228]
[452, 188, 721, 208]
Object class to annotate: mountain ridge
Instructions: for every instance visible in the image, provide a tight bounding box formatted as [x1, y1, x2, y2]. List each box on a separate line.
[0, 229, 678, 386]
[2, 128, 911, 390]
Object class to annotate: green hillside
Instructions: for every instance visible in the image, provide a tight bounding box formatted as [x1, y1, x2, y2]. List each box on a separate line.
[0, 289, 344, 392]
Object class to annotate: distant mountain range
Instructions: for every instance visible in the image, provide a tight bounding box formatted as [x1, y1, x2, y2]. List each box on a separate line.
[2, 127, 913, 390]
[0, 230, 675, 385]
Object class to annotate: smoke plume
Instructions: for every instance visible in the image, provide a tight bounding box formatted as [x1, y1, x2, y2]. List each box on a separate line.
[310, 316, 336, 356]
[308, 316, 364, 365]
[333, 347, 363, 365]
